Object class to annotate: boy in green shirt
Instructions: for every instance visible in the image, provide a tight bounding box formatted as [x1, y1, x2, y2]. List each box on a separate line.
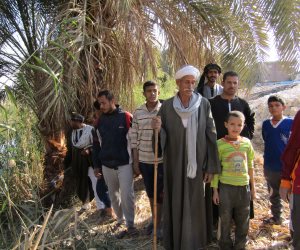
[212, 111, 256, 250]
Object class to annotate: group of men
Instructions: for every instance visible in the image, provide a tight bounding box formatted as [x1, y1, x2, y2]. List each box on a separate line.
[64, 63, 297, 250]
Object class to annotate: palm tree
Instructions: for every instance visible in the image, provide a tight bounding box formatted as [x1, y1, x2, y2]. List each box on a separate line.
[1, 0, 299, 205]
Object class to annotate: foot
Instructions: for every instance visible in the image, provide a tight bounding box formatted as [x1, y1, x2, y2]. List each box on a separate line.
[81, 203, 91, 210]
[111, 221, 124, 232]
[115, 226, 139, 239]
[101, 207, 113, 217]
[263, 217, 282, 225]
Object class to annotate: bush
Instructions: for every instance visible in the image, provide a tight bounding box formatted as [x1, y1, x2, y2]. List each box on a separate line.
[0, 101, 44, 248]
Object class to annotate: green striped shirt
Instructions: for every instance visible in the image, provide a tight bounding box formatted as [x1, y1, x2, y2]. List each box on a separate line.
[211, 136, 254, 188]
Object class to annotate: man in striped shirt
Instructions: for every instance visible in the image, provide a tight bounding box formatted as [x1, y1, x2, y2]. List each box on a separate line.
[130, 80, 163, 236]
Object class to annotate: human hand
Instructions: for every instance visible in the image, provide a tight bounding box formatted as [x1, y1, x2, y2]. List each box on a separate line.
[132, 159, 141, 176]
[94, 168, 102, 179]
[279, 187, 290, 202]
[213, 189, 219, 205]
[203, 173, 213, 183]
[81, 148, 90, 156]
[151, 116, 161, 131]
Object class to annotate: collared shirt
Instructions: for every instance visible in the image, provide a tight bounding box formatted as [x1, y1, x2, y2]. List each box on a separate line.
[202, 83, 223, 99]
[130, 101, 163, 164]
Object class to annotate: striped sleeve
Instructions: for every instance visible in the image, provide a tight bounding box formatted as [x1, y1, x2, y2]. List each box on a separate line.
[130, 111, 138, 149]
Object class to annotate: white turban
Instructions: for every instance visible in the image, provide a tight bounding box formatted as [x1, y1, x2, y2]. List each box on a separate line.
[175, 65, 201, 80]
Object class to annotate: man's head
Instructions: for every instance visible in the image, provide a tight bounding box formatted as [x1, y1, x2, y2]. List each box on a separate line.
[267, 95, 286, 118]
[70, 112, 84, 129]
[222, 71, 239, 97]
[97, 90, 116, 114]
[143, 81, 160, 104]
[204, 63, 221, 85]
[175, 65, 200, 98]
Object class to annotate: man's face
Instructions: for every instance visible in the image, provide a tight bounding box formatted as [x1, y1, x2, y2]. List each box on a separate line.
[206, 69, 219, 84]
[222, 76, 239, 96]
[70, 120, 82, 129]
[98, 95, 114, 114]
[176, 75, 196, 98]
[143, 85, 159, 104]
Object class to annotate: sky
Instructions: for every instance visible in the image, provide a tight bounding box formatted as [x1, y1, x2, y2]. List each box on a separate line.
[266, 32, 279, 62]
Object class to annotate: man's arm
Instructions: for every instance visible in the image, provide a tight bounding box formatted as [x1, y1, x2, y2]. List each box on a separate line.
[92, 127, 102, 171]
[205, 99, 221, 175]
[244, 101, 255, 139]
[63, 130, 72, 169]
[129, 111, 140, 175]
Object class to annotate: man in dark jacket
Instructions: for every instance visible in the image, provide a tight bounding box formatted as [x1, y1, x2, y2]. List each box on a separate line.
[93, 90, 136, 238]
[209, 71, 255, 140]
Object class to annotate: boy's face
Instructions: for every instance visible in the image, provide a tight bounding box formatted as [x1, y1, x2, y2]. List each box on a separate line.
[268, 101, 286, 118]
[143, 85, 159, 104]
[224, 116, 244, 138]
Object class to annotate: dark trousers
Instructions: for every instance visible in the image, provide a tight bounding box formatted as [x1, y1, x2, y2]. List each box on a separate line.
[292, 194, 300, 249]
[139, 162, 164, 204]
[219, 183, 250, 250]
[96, 177, 111, 208]
[264, 169, 282, 219]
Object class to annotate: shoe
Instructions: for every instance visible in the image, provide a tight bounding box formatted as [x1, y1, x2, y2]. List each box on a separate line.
[101, 207, 113, 217]
[115, 226, 139, 239]
[263, 217, 282, 225]
[111, 222, 124, 232]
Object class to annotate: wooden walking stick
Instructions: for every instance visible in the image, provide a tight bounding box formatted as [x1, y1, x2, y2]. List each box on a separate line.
[153, 128, 159, 250]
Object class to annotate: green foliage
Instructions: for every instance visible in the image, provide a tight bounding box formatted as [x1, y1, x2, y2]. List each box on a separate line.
[0, 101, 44, 248]
[131, 70, 177, 109]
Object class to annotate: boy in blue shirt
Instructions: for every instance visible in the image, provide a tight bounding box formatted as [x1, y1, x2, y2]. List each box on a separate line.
[262, 95, 293, 225]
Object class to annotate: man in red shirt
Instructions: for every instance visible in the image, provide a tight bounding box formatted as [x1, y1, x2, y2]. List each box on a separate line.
[280, 110, 300, 249]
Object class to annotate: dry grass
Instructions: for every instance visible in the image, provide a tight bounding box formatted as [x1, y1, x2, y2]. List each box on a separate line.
[6, 156, 291, 250]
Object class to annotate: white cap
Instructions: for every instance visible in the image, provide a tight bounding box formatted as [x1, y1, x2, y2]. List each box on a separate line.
[175, 65, 201, 80]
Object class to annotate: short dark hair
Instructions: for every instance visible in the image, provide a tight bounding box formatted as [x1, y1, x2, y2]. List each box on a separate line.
[267, 95, 285, 106]
[71, 112, 84, 122]
[97, 90, 114, 101]
[225, 111, 245, 122]
[143, 80, 157, 92]
[223, 71, 239, 82]
[93, 100, 100, 110]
